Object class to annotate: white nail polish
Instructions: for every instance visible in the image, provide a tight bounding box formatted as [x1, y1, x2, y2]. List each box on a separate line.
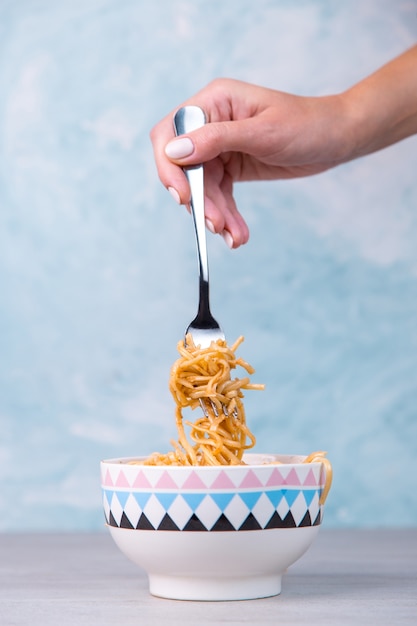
[165, 137, 194, 159]
[222, 230, 234, 249]
[205, 218, 216, 233]
[168, 186, 181, 204]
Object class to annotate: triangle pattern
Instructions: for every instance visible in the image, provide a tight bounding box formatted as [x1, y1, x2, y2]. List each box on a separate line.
[211, 513, 235, 531]
[299, 510, 312, 527]
[239, 513, 262, 531]
[265, 489, 285, 508]
[303, 489, 318, 507]
[120, 511, 134, 529]
[136, 513, 155, 530]
[265, 467, 286, 487]
[132, 492, 152, 510]
[303, 467, 318, 487]
[313, 510, 322, 526]
[210, 492, 236, 511]
[155, 492, 178, 510]
[115, 490, 130, 508]
[283, 468, 301, 486]
[210, 471, 236, 489]
[109, 510, 118, 528]
[281, 510, 297, 528]
[181, 471, 207, 490]
[103, 489, 114, 504]
[115, 471, 130, 488]
[131, 471, 152, 489]
[283, 489, 301, 507]
[103, 469, 114, 487]
[183, 514, 207, 531]
[238, 491, 263, 510]
[238, 469, 263, 489]
[155, 470, 178, 490]
[158, 513, 180, 531]
[182, 492, 210, 511]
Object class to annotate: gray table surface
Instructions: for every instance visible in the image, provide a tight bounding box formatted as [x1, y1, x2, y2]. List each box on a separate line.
[0, 529, 416, 626]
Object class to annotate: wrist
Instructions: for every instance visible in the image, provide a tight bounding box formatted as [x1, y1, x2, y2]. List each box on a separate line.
[340, 45, 417, 159]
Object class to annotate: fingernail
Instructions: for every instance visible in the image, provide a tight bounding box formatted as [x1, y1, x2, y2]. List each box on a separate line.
[165, 137, 194, 159]
[168, 186, 181, 204]
[222, 230, 234, 249]
[205, 218, 216, 233]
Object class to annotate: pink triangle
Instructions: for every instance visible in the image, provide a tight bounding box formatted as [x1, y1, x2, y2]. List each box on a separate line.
[115, 470, 130, 488]
[265, 467, 286, 487]
[239, 469, 263, 489]
[303, 467, 318, 487]
[155, 470, 179, 489]
[132, 471, 152, 489]
[182, 471, 207, 490]
[210, 470, 236, 489]
[103, 469, 114, 487]
[283, 468, 301, 486]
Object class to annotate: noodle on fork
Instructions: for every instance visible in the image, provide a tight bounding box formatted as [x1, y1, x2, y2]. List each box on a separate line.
[144, 335, 264, 466]
[140, 334, 333, 501]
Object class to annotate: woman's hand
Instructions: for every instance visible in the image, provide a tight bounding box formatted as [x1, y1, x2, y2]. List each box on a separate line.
[150, 46, 417, 248]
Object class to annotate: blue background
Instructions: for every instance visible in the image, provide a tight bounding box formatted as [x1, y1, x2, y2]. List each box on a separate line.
[0, 0, 416, 531]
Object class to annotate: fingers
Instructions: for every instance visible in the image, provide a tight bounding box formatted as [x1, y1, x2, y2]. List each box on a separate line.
[203, 160, 250, 248]
[164, 120, 248, 168]
[150, 113, 192, 205]
[149, 87, 253, 248]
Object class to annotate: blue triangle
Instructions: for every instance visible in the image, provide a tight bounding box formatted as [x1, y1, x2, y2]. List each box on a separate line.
[210, 492, 235, 512]
[133, 492, 152, 509]
[303, 489, 318, 507]
[284, 489, 301, 507]
[265, 489, 284, 508]
[114, 490, 130, 508]
[103, 489, 114, 504]
[156, 492, 178, 510]
[182, 492, 207, 512]
[239, 491, 263, 510]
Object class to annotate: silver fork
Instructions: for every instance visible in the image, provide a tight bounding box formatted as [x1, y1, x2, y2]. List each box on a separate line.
[173, 105, 227, 418]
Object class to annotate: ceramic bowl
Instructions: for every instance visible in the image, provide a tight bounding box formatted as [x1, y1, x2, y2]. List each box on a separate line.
[100, 453, 331, 601]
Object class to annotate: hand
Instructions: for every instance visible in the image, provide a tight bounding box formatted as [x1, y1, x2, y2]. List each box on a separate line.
[150, 79, 349, 248]
[150, 46, 417, 248]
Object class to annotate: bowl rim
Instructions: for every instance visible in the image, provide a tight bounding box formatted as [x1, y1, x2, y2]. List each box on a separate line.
[100, 452, 324, 468]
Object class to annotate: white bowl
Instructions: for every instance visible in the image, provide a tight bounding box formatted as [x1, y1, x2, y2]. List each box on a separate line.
[100, 453, 330, 601]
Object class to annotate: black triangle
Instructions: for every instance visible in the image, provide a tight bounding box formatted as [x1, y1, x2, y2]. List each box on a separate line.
[211, 513, 235, 532]
[136, 513, 155, 530]
[312, 510, 322, 526]
[265, 510, 296, 529]
[265, 511, 283, 529]
[239, 512, 262, 531]
[183, 514, 207, 531]
[299, 510, 312, 527]
[282, 511, 297, 528]
[109, 510, 119, 527]
[119, 511, 134, 529]
[158, 513, 180, 531]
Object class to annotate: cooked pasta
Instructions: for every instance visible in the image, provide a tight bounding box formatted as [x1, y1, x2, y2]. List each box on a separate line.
[144, 335, 263, 466]
[303, 451, 333, 504]
[140, 335, 332, 502]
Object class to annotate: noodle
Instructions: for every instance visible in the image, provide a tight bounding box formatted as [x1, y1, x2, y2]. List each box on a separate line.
[144, 335, 263, 466]
[139, 335, 332, 502]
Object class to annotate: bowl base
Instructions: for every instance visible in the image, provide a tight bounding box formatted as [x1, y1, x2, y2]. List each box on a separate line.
[149, 573, 282, 601]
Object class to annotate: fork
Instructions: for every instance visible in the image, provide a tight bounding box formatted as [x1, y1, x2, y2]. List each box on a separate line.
[173, 105, 225, 350]
[173, 105, 226, 417]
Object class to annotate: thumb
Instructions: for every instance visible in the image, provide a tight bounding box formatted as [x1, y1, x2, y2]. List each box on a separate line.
[164, 120, 251, 165]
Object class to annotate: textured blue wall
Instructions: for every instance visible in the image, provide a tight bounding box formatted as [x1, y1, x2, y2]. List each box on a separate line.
[0, 0, 416, 530]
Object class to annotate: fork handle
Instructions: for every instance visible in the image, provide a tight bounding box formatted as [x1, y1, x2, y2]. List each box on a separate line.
[173, 106, 210, 296]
